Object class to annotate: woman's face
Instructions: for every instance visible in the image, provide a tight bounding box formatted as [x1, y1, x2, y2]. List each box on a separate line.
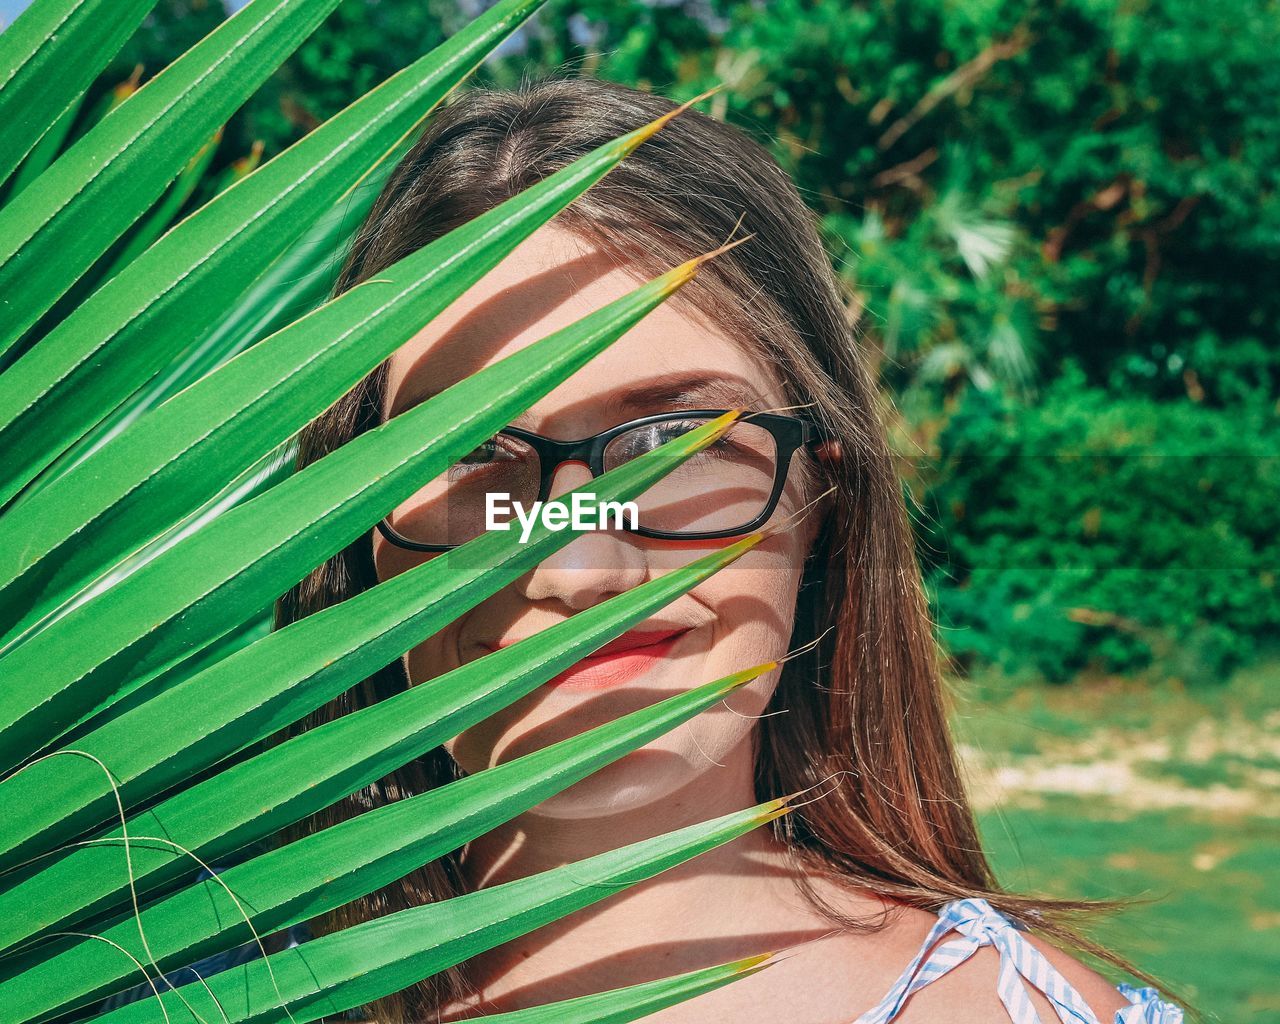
[372, 223, 824, 820]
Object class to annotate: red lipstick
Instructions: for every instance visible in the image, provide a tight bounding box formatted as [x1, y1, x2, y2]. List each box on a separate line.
[485, 628, 690, 692]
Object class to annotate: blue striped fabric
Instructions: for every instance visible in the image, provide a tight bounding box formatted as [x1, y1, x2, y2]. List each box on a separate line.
[853, 898, 1185, 1024]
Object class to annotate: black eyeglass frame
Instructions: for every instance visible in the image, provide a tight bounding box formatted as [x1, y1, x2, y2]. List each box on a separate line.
[376, 409, 831, 552]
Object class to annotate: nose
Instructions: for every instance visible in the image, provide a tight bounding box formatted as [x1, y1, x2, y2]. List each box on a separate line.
[517, 461, 650, 611]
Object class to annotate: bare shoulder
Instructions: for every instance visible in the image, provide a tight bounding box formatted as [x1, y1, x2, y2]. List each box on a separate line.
[893, 928, 1129, 1024]
[786, 877, 1133, 1024]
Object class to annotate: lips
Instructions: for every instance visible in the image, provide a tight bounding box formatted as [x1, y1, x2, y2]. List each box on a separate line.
[482, 626, 692, 692]
[584, 628, 688, 658]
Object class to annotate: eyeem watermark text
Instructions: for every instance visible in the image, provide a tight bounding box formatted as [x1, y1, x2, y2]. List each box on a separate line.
[487, 492, 639, 543]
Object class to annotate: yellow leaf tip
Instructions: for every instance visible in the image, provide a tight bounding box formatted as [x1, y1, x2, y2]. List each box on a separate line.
[734, 529, 768, 553]
[706, 407, 743, 437]
[720, 661, 776, 695]
[695, 229, 755, 266]
[678, 407, 743, 448]
[755, 797, 792, 826]
[681, 82, 728, 110]
[657, 256, 703, 292]
[733, 951, 776, 972]
[621, 82, 727, 153]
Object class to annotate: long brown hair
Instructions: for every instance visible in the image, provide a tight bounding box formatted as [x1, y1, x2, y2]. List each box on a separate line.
[276, 73, 1159, 1022]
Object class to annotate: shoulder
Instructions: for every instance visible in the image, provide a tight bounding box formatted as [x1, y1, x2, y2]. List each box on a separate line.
[822, 895, 1134, 1024]
[892, 925, 1130, 1024]
[787, 881, 1165, 1024]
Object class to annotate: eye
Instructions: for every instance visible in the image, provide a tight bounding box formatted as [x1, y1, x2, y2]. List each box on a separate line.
[453, 435, 523, 470]
[613, 420, 702, 459]
[458, 438, 499, 465]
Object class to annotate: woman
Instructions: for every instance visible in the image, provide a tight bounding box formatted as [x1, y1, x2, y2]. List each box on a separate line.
[278, 75, 1185, 1023]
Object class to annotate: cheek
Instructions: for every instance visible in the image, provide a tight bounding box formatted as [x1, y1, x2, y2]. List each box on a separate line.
[651, 532, 810, 661]
[663, 667, 781, 765]
[371, 532, 433, 583]
[468, 668, 783, 823]
[442, 538, 809, 810]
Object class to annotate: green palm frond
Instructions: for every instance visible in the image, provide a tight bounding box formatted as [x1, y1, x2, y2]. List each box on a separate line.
[0, 1, 777, 1021]
[0, 0, 550, 503]
[0, 0, 158, 189]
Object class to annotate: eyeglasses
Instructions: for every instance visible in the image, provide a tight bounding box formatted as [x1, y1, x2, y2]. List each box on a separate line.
[377, 409, 830, 551]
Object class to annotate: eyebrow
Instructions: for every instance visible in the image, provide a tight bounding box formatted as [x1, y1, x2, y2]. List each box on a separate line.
[600, 372, 766, 417]
[390, 370, 767, 424]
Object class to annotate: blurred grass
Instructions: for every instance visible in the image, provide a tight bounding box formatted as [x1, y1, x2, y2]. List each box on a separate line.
[953, 657, 1280, 1023]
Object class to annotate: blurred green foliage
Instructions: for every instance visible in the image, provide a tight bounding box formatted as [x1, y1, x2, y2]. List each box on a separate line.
[108, 0, 1279, 683]
[918, 367, 1280, 683]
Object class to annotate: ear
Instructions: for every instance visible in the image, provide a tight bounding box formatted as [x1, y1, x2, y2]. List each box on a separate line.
[814, 439, 843, 464]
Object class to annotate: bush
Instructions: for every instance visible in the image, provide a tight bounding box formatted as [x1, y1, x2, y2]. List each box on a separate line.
[918, 371, 1280, 683]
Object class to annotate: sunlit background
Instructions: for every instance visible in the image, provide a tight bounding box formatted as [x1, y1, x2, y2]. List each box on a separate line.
[5, 1, 1276, 1020]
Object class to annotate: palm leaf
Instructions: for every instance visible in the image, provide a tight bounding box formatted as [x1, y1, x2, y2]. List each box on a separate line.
[2, 665, 773, 1019]
[0, 3, 766, 1020]
[2, 85, 84, 200]
[0, 0, 158, 188]
[90, 128, 224, 285]
[0, 231, 718, 770]
[0, 0, 548, 503]
[20, 164, 386, 501]
[0, 0, 346, 355]
[83, 801, 788, 1024]
[0, 415, 750, 868]
[0, 97, 688, 645]
[433, 955, 772, 1024]
[0, 422, 756, 948]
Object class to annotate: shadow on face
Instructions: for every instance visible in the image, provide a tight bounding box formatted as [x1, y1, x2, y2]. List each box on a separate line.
[372, 223, 827, 821]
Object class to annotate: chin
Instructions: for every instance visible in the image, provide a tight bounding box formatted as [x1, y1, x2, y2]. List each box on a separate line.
[523, 748, 704, 822]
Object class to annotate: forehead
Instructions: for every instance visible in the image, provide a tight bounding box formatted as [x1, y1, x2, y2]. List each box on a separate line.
[382, 222, 788, 431]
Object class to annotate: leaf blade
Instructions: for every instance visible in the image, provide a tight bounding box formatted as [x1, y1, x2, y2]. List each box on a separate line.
[0, 0, 548, 503]
[0, 0, 158, 188]
[0, 410, 742, 864]
[0, 100, 687, 640]
[0, 0, 346, 354]
[0, 516, 760, 951]
[82, 801, 787, 1024]
[1, 664, 772, 1019]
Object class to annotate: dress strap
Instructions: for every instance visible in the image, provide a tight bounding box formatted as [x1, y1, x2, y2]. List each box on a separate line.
[1115, 985, 1184, 1024]
[853, 898, 1102, 1024]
